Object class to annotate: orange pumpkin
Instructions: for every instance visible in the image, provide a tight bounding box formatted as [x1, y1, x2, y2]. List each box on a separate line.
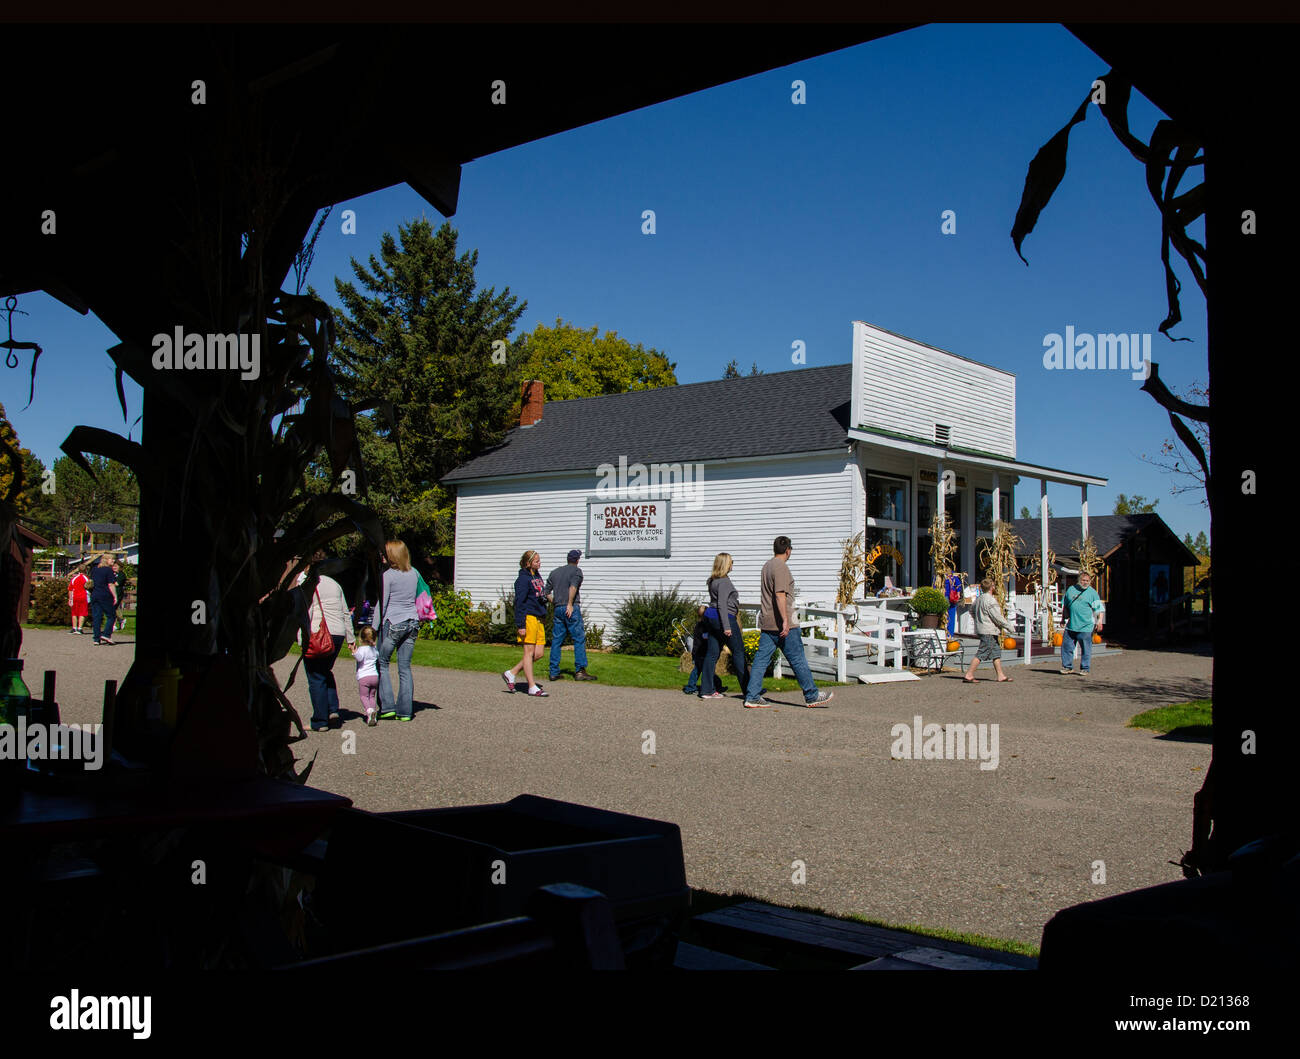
[946, 639, 961, 652]
[1092, 633, 1103, 644]
[1052, 632, 1063, 647]
[1003, 637, 1017, 650]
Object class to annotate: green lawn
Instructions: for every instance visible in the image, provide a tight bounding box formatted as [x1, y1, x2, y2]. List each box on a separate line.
[684, 888, 1038, 964]
[297, 639, 841, 692]
[1128, 699, 1212, 739]
[25, 609, 137, 636]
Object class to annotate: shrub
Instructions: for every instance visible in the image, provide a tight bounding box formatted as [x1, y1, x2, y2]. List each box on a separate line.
[613, 583, 700, 656]
[30, 578, 71, 626]
[426, 586, 473, 640]
[464, 607, 492, 643]
[585, 622, 605, 651]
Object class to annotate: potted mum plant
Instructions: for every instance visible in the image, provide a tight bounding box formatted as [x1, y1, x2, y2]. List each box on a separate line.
[910, 586, 949, 630]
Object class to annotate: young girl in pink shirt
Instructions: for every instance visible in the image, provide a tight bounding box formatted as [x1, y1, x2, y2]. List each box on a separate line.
[353, 626, 380, 726]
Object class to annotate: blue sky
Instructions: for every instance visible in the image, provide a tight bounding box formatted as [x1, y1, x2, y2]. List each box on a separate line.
[3, 22, 1210, 541]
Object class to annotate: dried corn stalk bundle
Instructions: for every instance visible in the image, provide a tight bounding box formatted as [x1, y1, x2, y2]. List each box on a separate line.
[928, 509, 965, 590]
[1023, 543, 1058, 639]
[837, 532, 865, 607]
[1072, 535, 1102, 580]
[978, 520, 1022, 611]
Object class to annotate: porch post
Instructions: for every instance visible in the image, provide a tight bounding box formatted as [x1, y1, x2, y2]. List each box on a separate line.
[1039, 479, 1050, 642]
[935, 460, 945, 588]
[1080, 483, 1089, 541]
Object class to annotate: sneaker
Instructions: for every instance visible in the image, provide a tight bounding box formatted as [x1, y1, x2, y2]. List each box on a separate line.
[574, 670, 597, 681]
[1079, 670, 1090, 678]
[1059, 668, 1073, 675]
[378, 711, 397, 720]
[396, 715, 414, 721]
[526, 685, 549, 697]
[502, 670, 516, 693]
[804, 691, 833, 708]
[69, 628, 77, 634]
[682, 686, 697, 695]
[99, 638, 115, 646]
[311, 725, 330, 733]
[366, 708, 378, 727]
[743, 697, 772, 709]
[329, 711, 340, 723]
[703, 692, 725, 700]
[548, 674, 562, 682]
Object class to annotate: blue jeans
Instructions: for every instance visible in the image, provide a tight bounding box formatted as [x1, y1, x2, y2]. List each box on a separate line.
[1061, 627, 1093, 672]
[91, 599, 116, 642]
[378, 618, 420, 718]
[549, 605, 588, 678]
[744, 627, 820, 703]
[703, 615, 748, 695]
[304, 634, 345, 727]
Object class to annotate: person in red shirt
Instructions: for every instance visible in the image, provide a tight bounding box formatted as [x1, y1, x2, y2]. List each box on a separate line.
[68, 567, 90, 634]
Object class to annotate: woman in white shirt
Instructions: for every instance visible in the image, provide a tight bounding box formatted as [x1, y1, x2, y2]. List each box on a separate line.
[300, 552, 357, 732]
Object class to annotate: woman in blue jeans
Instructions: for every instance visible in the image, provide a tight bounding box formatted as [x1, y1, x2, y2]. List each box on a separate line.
[299, 553, 356, 732]
[377, 539, 421, 721]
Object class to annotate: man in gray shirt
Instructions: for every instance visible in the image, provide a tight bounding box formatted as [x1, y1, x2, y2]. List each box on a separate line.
[546, 549, 596, 681]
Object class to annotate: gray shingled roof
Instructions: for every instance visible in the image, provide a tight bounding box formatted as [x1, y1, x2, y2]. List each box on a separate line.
[1010, 515, 1199, 565]
[86, 522, 124, 534]
[443, 363, 852, 482]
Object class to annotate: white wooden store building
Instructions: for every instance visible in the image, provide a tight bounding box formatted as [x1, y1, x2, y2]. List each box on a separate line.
[443, 321, 1108, 634]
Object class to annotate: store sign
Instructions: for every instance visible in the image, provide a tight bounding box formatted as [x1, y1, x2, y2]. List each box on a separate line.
[586, 497, 671, 557]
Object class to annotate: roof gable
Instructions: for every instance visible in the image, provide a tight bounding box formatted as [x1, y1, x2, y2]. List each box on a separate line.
[1009, 514, 1199, 565]
[443, 363, 853, 483]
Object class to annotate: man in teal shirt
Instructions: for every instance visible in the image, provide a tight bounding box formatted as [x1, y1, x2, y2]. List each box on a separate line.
[1060, 571, 1104, 675]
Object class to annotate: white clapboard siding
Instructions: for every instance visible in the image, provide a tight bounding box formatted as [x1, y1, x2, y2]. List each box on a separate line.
[453, 451, 857, 634]
[852, 320, 1015, 458]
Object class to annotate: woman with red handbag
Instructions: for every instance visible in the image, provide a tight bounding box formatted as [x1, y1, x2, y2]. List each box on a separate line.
[300, 551, 356, 732]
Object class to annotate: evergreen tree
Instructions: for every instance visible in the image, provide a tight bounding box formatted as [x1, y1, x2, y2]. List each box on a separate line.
[332, 220, 526, 557]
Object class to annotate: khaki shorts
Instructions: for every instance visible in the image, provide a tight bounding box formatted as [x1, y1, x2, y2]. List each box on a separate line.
[518, 614, 546, 645]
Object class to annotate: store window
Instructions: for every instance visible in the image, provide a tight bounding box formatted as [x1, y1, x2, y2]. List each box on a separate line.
[865, 474, 908, 591]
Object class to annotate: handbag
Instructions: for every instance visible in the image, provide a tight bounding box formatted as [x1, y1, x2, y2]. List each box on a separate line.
[415, 571, 438, 622]
[304, 588, 334, 658]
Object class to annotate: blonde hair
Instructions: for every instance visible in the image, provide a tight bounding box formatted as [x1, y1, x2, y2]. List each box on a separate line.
[707, 552, 733, 584]
[385, 540, 411, 571]
[358, 625, 377, 645]
[520, 549, 538, 569]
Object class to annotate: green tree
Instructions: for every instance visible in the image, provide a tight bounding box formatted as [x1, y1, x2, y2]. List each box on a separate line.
[24, 453, 138, 545]
[1113, 493, 1159, 514]
[0, 402, 46, 518]
[1019, 504, 1053, 519]
[332, 220, 526, 558]
[514, 319, 676, 400]
[722, 358, 763, 378]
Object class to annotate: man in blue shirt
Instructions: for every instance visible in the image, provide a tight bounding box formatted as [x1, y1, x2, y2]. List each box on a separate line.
[1060, 571, 1104, 676]
[88, 558, 119, 645]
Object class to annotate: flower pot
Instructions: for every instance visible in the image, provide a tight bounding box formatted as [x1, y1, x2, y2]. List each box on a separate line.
[919, 613, 940, 629]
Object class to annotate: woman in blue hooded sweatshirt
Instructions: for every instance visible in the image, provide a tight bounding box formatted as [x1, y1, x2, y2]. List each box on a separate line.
[503, 549, 549, 697]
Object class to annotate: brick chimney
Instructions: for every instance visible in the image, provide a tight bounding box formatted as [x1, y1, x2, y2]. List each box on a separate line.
[520, 379, 545, 427]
